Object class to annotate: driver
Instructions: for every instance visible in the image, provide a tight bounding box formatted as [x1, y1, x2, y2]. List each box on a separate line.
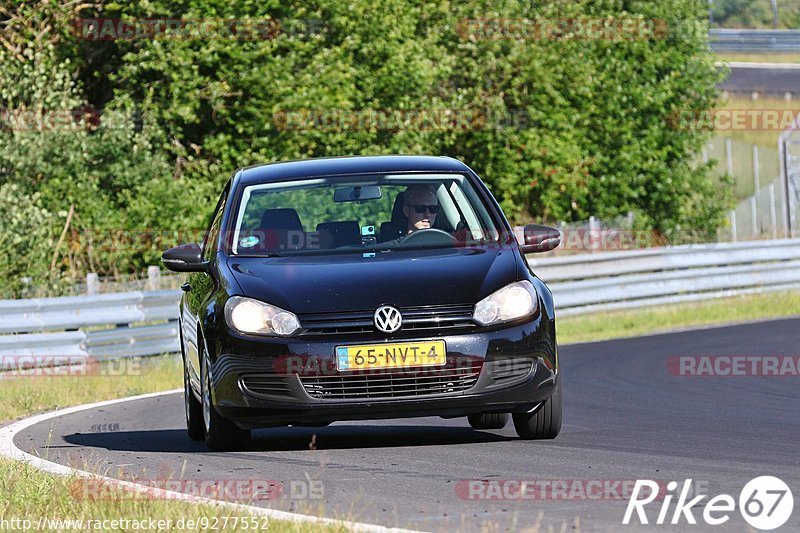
[402, 184, 439, 234]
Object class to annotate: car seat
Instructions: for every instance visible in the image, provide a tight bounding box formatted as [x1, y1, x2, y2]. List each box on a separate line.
[316, 221, 361, 249]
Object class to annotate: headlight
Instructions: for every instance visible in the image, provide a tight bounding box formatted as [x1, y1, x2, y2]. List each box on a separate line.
[473, 280, 539, 326]
[224, 296, 301, 336]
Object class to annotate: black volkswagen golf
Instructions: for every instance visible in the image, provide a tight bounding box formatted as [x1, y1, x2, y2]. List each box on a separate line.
[163, 155, 562, 451]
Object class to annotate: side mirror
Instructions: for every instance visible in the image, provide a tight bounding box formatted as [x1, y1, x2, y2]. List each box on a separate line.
[519, 224, 561, 253]
[161, 243, 208, 272]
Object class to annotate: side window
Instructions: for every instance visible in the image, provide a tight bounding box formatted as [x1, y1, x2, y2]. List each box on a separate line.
[202, 186, 229, 262]
[449, 182, 484, 240]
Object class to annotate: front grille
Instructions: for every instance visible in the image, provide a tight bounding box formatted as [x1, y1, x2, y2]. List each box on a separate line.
[240, 375, 293, 399]
[298, 303, 475, 337]
[300, 362, 482, 399]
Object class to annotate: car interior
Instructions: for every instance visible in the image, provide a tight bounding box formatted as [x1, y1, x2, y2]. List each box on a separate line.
[240, 188, 465, 253]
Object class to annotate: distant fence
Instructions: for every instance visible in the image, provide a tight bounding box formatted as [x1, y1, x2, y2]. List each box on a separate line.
[707, 132, 799, 242]
[3, 238, 800, 366]
[710, 29, 800, 53]
[780, 117, 800, 237]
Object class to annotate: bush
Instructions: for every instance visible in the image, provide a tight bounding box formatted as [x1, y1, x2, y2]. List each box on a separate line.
[0, 0, 732, 294]
[0, 184, 60, 298]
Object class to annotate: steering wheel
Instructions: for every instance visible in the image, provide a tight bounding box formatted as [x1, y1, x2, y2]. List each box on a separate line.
[398, 228, 458, 246]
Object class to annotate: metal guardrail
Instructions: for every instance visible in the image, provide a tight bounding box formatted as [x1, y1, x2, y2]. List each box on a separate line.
[0, 323, 179, 361]
[0, 290, 180, 370]
[1, 238, 800, 366]
[0, 290, 179, 334]
[531, 238, 800, 315]
[710, 29, 800, 53]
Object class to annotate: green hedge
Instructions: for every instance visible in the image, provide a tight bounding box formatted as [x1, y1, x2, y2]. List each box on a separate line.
[0, 0, 730, 297]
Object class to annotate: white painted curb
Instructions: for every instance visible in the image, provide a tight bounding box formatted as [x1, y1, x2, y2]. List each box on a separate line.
[0, 389, 420, 533]
[720, 61, 800, 70]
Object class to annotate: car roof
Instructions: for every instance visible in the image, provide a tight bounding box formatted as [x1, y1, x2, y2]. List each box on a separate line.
[237, 155, 471, 185]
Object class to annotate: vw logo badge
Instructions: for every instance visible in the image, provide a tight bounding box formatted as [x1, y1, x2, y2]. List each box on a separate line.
[374, 305, 402, 333]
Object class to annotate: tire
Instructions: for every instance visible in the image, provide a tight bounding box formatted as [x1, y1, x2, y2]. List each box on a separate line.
[468, 412, 509, 430]
[201, 353, 250, 451]
[513, 378, 562, 440]
[184, 356, 204, 441]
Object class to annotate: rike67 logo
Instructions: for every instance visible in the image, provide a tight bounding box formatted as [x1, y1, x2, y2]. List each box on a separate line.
[623, 477, 793, 530]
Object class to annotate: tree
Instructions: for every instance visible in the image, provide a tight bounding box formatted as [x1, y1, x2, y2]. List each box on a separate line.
[710, 0, 782, 28]
[108, 0, 728, 235]
[0, 0, 732, 294]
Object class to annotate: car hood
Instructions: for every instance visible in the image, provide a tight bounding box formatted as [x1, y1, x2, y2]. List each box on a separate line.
[226, 247, 518, 314]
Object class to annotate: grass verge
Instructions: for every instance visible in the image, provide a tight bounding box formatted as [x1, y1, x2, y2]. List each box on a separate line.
[0, 356, 346, 532]
[557, 290, 800, 344]
[717, 52, 800, 65]
[0, 355, 182, 423]
[0, 458, 347, 532]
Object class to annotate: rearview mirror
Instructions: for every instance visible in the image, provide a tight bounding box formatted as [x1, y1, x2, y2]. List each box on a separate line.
[334, 185, 382, 202]
[161, 243, 208, 272]
[519, 224, 561, 253]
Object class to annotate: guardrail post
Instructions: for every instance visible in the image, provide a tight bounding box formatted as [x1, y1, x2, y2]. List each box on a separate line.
[769, 183, 778, 239]
[725, 138, 733, 176]
[753, 145, 760, 198]
[146, 266, 161, 292]
[729, 210, 737, 242]
[86, 273, 99, 295]
[770, 0, 779, 29]
[779, 137, 792, 238]
[589, 216, 599, 252]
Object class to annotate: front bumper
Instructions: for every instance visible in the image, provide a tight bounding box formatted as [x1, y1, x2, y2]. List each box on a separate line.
[208, 317, 557, 429]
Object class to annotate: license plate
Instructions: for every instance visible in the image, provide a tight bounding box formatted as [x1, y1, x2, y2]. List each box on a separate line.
[335, 341, 446, 371]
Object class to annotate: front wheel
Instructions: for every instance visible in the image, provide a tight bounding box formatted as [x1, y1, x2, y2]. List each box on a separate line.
[202, 354, 250, 451]
[513, 378, 562, 440]
[184, 356, 204, 441]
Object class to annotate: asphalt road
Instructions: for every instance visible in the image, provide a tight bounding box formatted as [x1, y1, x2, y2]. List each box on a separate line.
[14, 318, 800, 532]
[720, 65, 800, 94]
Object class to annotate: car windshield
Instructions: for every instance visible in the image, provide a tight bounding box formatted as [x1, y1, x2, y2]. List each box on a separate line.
[230, 173, 500, 256]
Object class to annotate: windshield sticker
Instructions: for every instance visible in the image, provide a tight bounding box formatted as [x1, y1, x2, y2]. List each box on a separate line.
[239, 236, 260, 248]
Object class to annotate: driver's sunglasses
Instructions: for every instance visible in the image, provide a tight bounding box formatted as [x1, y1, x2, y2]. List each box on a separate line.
[408, 204, 440, 214]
